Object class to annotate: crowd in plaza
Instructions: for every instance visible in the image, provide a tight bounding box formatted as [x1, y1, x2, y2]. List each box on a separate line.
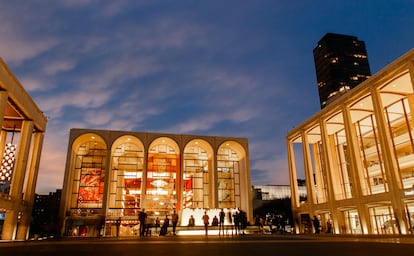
[119, 208, 251, 237]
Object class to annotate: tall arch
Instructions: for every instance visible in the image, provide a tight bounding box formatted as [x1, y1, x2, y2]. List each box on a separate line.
[217, 141, 247, 209]
[182, 139, 214, 209]
[145, 137, 180, 215]
[70, 133, 107, 209]
[108, 135, 144, 217]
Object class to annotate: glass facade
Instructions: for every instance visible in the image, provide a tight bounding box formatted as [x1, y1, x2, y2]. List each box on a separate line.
[146, 137, 179, 215]
[217, 145, 241, 209]
[108, 137, 144, 217]
[61, 131, 251, 237]
[71, 139, 106, 209]
[287, 49, 414, 235]
[183, 141, 212, 209]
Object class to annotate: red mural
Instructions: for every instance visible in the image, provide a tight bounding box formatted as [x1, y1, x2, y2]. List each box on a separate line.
[78, 169, 104, 207]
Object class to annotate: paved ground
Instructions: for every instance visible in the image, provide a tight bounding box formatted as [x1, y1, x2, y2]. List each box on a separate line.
[1, 234, 414, 256]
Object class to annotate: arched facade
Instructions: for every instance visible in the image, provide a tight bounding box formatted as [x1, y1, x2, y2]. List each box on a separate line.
[60, 130, 251, 237]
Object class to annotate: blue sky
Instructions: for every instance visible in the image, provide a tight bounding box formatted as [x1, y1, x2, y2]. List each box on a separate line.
[1, 0, 413, 194]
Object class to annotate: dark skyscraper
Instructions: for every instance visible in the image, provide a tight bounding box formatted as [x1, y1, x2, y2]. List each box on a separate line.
[313, 33, 371, 108]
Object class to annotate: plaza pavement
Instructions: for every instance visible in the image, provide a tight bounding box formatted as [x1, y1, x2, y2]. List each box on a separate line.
[1, 232, 414, 256]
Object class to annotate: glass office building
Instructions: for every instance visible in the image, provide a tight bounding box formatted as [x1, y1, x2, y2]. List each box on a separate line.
[314, 33, 371, 109]
[60, 129, 252, 237]
[287, 49, 414, 235]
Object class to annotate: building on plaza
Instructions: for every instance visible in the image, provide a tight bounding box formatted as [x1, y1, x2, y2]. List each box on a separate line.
[287, 48, 414, 235]
[59, 128, 252, 237]
[252, 184, 307, 212]
[314, 33, 371, 109]
[0, 59, 48, 240]
[30, 189, 62, 238]
[253, 185, 307, 201]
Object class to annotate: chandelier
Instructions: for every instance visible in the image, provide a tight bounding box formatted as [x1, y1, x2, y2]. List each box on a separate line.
[0, 142, 17, 182]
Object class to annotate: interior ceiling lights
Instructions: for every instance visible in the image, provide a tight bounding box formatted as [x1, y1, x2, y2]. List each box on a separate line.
[0, 143, 17, 181]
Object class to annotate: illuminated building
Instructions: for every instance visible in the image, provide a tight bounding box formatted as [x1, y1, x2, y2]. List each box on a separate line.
[314, 33, 371, 108]
[0, 59, 47, 240]
[60, 128, 252, 237]
[253, 185, 307, 200]
[287, 49, 414, 235]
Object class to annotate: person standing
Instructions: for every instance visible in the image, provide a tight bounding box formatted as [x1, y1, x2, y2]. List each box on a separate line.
[138, 209, 147, 237]
[233, 210, 239, 235]
[227, 209, 233, 235]
[219, 209, 225, 235]
[160, 215, 169, 236]
[171, 210, 179, 235]
[155, 217, 160, 234]
[116, 217, 121, 237]
[326, 219, 332, 234]
[239, 210, 247, 235]
[313, 216, 320, 234]
[202, 211, 210, 236]
[188, 215, 195, 228]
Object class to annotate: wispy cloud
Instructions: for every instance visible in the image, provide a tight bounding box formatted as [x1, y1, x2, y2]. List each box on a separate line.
[1, 0, 413, 194]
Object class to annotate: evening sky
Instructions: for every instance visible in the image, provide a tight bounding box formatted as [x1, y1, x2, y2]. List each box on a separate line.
[0, 0, 413, 193]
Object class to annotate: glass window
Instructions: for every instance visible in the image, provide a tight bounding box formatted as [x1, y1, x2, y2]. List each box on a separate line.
[217, 146, 240, 209]
[71, 140, 106, 209]
[369, 206, 396, 234]
[385, 98, 414, 189]
[183, 144, 211, 209]
[305, 126, 328, 204]
[356, 114, 388, 195]
[332, 127, 353, 200]
[146, 139, 179, 215]
[108, 140, 144, 217]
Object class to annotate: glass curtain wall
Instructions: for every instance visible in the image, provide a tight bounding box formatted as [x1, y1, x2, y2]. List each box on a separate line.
[108, 139, 144, 217]
[355, 113, 388, 195]
[217, 145, 240, 209]
[305, 126, 328, 204]
[71, 140, 106, 210]
[369, 206, 397, 234]
[385, 98, 414, 189]
[292, 138, 307, 203]
[146, 139, 179, 215]
[327, 112, 353, 200]
[313, 141, 328, 204]
[333, 130, 353, 200]
[342, 209, 362, 234]
[404, 202, 414, 234]
[183, 143, 210, 209]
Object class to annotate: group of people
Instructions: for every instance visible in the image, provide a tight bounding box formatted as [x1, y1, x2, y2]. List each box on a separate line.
[312, 216, 332, 234]
[136, 209, 180, 236]
[252, 212, 292, 235]
[199, 208, 248, 236]
[116, 208, 250, 237]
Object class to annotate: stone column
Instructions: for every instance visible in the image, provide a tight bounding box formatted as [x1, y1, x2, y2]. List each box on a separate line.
[371, 88, 407, 234]
[320, 118, 340, 233]
[286, 137, 300, 233]
[16, 132, 44, 240]
[2, 120, 34, 240]
[342, 105, 370, 234]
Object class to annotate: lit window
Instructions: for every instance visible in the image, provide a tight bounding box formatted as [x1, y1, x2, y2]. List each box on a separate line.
[339, 86, 350, 92]
[353, 54, 367, 59]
